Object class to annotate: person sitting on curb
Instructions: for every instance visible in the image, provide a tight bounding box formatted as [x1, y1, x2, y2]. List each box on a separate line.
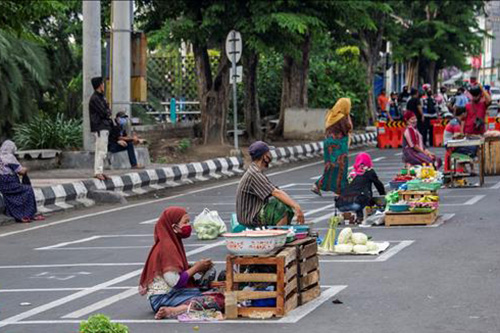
[0, 140, 44, 223]
[236, 141, 305, 227]
[108, 112, 145, 169]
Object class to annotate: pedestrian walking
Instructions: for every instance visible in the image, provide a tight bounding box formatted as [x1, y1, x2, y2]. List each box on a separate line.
[89, 76, 112, 181]
[0, 140, 43, 223]
[312, 98, 352, 196]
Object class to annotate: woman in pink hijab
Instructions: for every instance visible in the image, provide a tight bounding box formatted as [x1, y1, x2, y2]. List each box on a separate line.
[335, 152, 386, 223]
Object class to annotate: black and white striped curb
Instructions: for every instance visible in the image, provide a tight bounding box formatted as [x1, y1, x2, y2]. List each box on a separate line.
[0, 133, 377, 217]
[269, 133, 377, 165]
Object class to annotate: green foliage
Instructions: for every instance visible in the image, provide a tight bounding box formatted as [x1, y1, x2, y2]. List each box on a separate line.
[257, 52, 283, 118]
[0, 29, 50, 134]
[178, 138, 191, 153]
[392, 0, 485, 73]
[79, 314, 129, 333]
[309, 41, 369, 127]
[13, 112, 82, 150]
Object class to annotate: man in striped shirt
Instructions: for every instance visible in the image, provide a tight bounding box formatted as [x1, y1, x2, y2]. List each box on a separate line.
[236, 141, 305, 227]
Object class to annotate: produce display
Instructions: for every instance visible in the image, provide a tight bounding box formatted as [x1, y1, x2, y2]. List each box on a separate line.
[333, 228, 379, 254]
[194, 209, 228, 240]
[319, 216, 342, 252]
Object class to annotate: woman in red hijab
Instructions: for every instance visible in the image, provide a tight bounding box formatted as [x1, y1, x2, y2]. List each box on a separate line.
[402, 111, 442, 169]
[139, 207, 223, 319]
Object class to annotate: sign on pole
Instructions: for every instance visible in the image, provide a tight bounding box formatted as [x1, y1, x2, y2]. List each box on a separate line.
[226, 30, 243, 150]
[230, 66, 243, 84]
[226, 30, 242, 64]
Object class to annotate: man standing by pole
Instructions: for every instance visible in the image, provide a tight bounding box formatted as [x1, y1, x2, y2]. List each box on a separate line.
[89, 77, 112, 181]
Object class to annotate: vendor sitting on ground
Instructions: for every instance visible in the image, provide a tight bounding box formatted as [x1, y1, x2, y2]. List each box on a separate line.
[402, 111, 442, 169]
[236, 141, 305, 227]
[108, 111, 145, 169]
[336, 152, 386, 222]
[139, 207, 224, 320]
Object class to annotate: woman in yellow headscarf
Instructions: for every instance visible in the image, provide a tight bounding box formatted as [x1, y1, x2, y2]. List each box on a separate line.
[312, 98, 352, 196]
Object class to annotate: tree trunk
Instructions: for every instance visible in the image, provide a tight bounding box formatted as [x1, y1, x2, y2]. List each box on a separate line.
[364, 57, 377, 125]
[193, 42, 231, 145]
[406, 58, 419, 89]
[243, 51, 262, 141]
[273, 33, 311, 137]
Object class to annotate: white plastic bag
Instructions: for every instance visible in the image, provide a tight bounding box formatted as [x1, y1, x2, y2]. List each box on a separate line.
[193, 209, 227, 240]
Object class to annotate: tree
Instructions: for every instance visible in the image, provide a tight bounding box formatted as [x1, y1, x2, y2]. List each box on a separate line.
[392, 0, 485, 91]
[136, 0, 239, 145]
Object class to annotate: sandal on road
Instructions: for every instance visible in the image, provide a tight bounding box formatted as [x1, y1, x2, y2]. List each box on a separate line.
[311, 185, 322, 197]
[95, 174, 106, 181]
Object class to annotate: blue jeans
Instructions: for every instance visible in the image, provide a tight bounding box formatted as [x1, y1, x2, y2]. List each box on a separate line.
[108, 141, 138, 167]
[336, 202, 363, 219]
[149, 288, 203, 313]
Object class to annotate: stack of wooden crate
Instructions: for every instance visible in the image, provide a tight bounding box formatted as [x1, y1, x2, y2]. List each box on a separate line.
[224, 247, 298, 319]
[385, 190, 438, 226]
[285, 237, 320, 305]
[224, 237, 322, 319]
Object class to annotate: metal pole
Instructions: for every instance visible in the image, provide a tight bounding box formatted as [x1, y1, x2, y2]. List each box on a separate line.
[111, 0, 131, 117]
[232, 32, 239, 149]
[82, 0, 101, 151]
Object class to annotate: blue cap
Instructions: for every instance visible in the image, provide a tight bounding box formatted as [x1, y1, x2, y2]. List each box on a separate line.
[248, 141, 270, 160]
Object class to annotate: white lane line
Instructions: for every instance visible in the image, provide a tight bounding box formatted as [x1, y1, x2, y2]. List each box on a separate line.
[0, 263, 144, 269]
[4, 286, 345, 325]
[62, 288, 138, 319]
[319, 240, 414, 263]
[42, 244, 211, 251]
[304, 203, 336, 217]
[490, 180, 500, 189]
[0, 159, 329, 239]
[139, 218, 158, 225]
[395, 152, 403, 156]
[372, 157, 386, 162]
[35, 236, 101, 250]
[441, 195, 486, 206]
[310, 211, 336, 224]
[0, 269, 142, 328]
[0, 286, 138, 293]
[36, 234, 153, 250]
[374, 240, 414, 261]
[279, 183, 297, 189]
[277, 285, 347, 323]
[0, 241, 223, 328]
[463, 194, 486, 205]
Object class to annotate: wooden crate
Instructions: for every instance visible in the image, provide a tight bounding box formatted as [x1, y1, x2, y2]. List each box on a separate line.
[399, 190, 437, 202]
[485, 137, 500, 175]
[225, 247, 298, 319]
[285, 237, 321, 305]
[385, 210, 438, 226]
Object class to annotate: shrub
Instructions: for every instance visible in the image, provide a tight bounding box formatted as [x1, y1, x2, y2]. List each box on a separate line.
[13, 112, 82, 150]
[178, 138, 191, 153]
[79, 314, 129, 333]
